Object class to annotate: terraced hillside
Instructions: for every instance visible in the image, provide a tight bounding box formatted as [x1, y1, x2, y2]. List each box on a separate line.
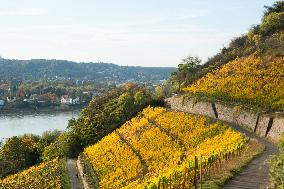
[83, 106, 247, 188]
[184, 55, 284, 111]
[177, 2, 284, 112]
[0, 158, 70, 189]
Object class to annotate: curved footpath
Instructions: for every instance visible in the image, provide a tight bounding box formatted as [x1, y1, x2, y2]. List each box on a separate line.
[71, 120, 279, 189]
[222, 122, 279, 189]
[165, 96, 281, 188]
[71, 108, 279, 188]
[67, 159, 82, 189]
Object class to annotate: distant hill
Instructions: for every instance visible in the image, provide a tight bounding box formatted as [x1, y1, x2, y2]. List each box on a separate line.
[0, 58, 175, 83]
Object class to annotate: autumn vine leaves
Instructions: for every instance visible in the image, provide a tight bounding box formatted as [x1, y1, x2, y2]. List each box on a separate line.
[84, 107, 247, 188]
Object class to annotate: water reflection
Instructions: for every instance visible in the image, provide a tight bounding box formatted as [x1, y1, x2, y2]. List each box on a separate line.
[0, 110, 80, 140]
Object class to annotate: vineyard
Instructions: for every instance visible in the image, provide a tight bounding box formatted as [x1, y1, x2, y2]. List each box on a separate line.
[84, 106, 247, 188]
[0, 158, 70, 189]
[183, 55, 284, 111]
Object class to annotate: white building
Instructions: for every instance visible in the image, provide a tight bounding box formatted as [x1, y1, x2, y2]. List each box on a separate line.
[0, 100, 4, 106]
[72, 97, 80, 104]
[61, 95, 70, 104]
[61, 96, 80, 105]
[6, 97, 16, 103]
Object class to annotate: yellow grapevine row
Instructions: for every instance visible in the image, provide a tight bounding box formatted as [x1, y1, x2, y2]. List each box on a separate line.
[84, 106, 247, 189]
[142, 107, 246, 188]
[118, 124, 182, 182]
[0, 158, 68, 189]
[84, 133, 143, 189]
[153, 111, 227, 149]
[183, 56, 284, 110]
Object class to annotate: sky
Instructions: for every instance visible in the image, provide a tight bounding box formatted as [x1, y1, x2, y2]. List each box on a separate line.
[0, 0, 277, 67]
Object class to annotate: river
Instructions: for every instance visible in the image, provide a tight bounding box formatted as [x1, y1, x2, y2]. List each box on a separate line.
[0, 110, 80, 140]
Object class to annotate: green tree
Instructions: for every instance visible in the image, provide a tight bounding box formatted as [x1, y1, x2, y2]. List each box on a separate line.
[134, 91, 147, 106]
[170, 55, 202, 89]
[178, 56, 202, 71]
[115, 92, 135, 121]
[155, 86, 164, 99]
[260, 12, 284, 35]
[0, 136, 40, 174]
[37, 130, 61, 154]
[43, 84, 155, 160]
[42, 131, 80, 161]
[264, 1, 284, 17]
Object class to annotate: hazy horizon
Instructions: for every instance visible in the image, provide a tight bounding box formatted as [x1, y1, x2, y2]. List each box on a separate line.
[0, 0, 276, 67]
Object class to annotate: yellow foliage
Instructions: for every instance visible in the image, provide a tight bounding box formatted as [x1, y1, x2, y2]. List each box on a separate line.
[84, 106, 247, 188]
[84, 133, 143, 188]
[184, 56, 284, 109]
[0, 158, 67, 189]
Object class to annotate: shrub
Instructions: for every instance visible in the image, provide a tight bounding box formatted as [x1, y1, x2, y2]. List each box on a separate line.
[0, 158, 70, 189]
[270, 134, 284, 188]
[260, 12, 284, 35]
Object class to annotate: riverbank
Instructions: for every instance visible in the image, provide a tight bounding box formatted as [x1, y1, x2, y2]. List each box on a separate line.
[0, 104, 85, 115]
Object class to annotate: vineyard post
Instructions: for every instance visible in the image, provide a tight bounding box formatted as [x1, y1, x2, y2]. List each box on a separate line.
[213, 156, 215, 174]
[178, 174, 181, 188]
[188, 167, 191, 188]
[183, 168, 186, 189]
[219, 152, 222, 168]
[169, 174, 172, 189]
[200, 155, 202, 189]
[188, 160, 191, 185]
[204, 158, 206, 177]
[158, 179, 160, 189]
[194, 156, 198, 189]
[207, 157, 210, 176]
[206, 159, 208, 177]
[174, 171, 177, 188]
[162, 176, 165, 189]
[180, 171, 182, 188]
[236, 147, 239, 156]
[204, 159, 206, 177]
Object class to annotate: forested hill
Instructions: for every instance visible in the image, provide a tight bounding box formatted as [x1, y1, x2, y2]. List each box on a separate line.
[0, 58, 175, 83]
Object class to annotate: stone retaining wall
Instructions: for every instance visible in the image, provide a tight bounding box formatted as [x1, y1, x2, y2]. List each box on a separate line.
[77, 155, 97, 189]
[165, 96, 284, 142]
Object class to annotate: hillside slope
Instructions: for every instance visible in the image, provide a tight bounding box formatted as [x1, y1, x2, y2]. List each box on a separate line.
[0, 158, 70, 189]
[179, 2, 284, 111]
[83, 106, 247, 188]
[184, 55, 284, 111]
[170, 1, 284, 89]
[0, 58, 175, 83]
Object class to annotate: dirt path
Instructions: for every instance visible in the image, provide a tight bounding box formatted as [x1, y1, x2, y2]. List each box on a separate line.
[67, 159, 82, 189]
[223, 123, 279, 189]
